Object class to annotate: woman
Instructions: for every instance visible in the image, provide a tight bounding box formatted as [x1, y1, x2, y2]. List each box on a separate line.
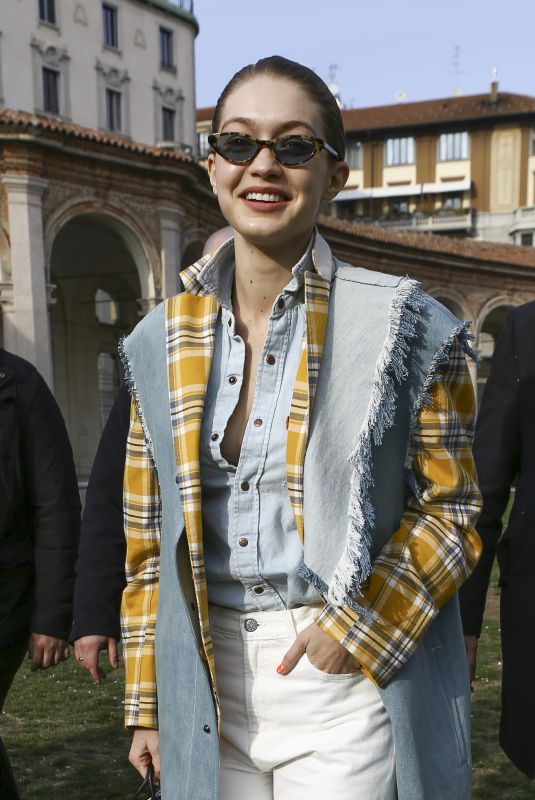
[120, 56, 481, 800]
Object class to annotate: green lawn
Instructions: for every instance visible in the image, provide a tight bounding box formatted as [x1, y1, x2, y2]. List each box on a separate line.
[2, 573, 533, 798]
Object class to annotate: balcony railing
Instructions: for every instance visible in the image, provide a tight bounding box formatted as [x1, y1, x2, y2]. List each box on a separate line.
[510, 206, 535, 234]
[378, 210, 473, 233]
[168, 0, 194, 12]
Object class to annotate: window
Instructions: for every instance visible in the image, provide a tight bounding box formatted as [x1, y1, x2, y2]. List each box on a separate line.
[105, 88, 121, 131]
[97, 352, 121, 430]
[345, 139, 362, 170]
[42, 67, 59, 114]
[162, 107, 175, 141]
[102, 4, 119, 48]
[197, 130, 210, 158]
[159, 27, 174, 68]
[521, 232, 533, 246]
[39, 0, 56, 24]
[438, 132, 469, 161]
[531, 128, 535, 156]
[442, 193, 463, 210]
[385, 137, 415, 166]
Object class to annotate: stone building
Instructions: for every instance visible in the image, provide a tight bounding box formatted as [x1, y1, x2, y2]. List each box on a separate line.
[318, 215, 535, 399]
[1, 0, 198, 149]
[0, 109, 222, 479]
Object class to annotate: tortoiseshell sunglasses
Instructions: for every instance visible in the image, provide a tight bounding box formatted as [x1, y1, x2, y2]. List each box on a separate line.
[208, 132, 340, 166]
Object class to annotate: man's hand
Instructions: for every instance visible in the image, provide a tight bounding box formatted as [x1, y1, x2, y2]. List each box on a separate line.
[28, 633, 70, 671]
[277, 623, 359, 676]
[464, 634, 478, 684]
[74, 635, 119, 684]
[129, 729, 160, 781]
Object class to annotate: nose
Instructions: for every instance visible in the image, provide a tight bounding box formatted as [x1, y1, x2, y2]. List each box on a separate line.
[249, 143, 282, 176]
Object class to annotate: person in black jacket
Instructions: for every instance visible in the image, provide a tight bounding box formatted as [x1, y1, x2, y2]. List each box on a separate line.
[459, 300, 535, 778]
[71, 385, 130, 681]
[0, 348, 80, 799]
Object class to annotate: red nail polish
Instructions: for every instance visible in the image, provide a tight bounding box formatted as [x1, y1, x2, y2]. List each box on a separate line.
[276, 664, 286, 674]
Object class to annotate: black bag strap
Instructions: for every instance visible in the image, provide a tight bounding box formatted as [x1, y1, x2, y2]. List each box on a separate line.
[132, 764, 161, 800]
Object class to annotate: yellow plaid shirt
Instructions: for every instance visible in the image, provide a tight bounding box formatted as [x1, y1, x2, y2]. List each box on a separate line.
[121, 259, 481, 729]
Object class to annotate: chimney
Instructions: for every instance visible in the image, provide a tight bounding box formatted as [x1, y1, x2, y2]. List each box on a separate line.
[490, 68, 499, 104]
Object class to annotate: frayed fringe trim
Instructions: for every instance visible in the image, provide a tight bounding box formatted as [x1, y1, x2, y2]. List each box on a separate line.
[298, 561, 374, 620]
[326, 279, 426, 609]
[118, 335, 155, 461]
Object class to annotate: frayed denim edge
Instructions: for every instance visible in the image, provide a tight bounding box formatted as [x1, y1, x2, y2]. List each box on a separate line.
[118, 335, 156, 462]
[326, 278, 426, 611]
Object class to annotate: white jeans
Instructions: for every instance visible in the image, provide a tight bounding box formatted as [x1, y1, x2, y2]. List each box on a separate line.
[209, 603, 396, 800]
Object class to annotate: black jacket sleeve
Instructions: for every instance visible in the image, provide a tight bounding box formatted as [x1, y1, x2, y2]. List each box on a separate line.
[25, 374, 81, 640]
[71, 385, 131, 642]
[459, 311, 521, 636]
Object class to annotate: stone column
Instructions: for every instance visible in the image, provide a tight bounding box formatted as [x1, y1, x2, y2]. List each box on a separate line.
[158, 205, 184, 298]
[2, 174, 53, 386]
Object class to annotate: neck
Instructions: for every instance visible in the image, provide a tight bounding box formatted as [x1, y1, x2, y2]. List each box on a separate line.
[232, 230, 311, 319]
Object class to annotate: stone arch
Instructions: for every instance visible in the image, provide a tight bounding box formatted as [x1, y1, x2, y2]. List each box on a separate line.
[426, 285, 471, 321]
[47, 204, 147, 478]
[182, 238, 204, 265]
[44, 197, 160, 302]
[475, 296, 517, 403]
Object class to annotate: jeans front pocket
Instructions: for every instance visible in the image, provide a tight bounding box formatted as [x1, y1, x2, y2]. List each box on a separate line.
[302, 653, 360, 682]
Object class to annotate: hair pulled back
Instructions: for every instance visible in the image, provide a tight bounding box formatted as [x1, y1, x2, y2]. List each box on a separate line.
[212, 56, 346, 161]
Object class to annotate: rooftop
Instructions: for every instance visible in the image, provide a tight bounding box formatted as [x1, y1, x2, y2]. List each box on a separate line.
[138, 0, 198, 32]
[0, 108, 196, 163]
[197, 91, 535, 135]
[319, 214, 535, 270]
[341, 91, 535, 134]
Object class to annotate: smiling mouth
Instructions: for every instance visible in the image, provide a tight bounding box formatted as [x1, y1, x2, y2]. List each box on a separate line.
[244, 192, 287, 203]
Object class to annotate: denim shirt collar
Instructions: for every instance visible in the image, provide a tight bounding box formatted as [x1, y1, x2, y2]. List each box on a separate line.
[180, 229, 334, 309]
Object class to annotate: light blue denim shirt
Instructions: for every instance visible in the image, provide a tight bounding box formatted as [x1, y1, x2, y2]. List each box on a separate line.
[199, 240, 321, 612]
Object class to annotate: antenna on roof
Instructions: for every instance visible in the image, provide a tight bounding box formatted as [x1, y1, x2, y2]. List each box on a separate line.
[327, 64, 343, 109]
[450, 45, 466, 96]
[490, 68, 499, 104]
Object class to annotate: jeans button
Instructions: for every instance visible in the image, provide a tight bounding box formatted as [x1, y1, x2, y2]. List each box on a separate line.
[243, 618, 258, 632]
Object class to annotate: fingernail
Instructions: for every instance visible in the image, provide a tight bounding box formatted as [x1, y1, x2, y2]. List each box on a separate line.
[276, 664, 286, 675]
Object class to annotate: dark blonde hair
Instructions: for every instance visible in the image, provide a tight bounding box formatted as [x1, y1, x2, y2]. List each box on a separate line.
[212, 56, 345, 161]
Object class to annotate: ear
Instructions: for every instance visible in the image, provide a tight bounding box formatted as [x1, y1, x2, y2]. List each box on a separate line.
[323, 160, 349, 202]
[207, 153, 218, 195]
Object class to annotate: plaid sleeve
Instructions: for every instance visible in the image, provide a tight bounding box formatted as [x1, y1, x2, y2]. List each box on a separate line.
[121, 398, 160, 729]
[316, 338, 482, 686]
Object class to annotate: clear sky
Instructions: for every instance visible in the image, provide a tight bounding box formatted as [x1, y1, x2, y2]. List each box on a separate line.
[191, 0, 535, 111]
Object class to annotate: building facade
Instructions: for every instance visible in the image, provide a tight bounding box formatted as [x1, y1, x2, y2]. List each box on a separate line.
[318, 215, 535, 401]
[0, 0, 198, 150]
[199, 81, 535, 244]
[0, 110, 223, 480]
[335, 81, 535, 244]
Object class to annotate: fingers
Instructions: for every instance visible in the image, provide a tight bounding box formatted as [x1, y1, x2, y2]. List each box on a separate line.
[129, 730, 160, 780]
[74, 636, 109, 683]
[29, 634, 69, 671]
[277, 631, 308, 676]
[463, 635, 478, 684]
[107, 638, 119, 670]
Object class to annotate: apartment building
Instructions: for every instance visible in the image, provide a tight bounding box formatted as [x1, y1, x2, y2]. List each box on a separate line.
[198, 80, 535, 244]
[336, 80, 535, 244]
[0, 0, 198, 149]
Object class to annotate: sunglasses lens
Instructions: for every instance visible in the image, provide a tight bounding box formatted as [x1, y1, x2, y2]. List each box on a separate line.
[214, 134, 257, 163]
[274, 136, 316, 165]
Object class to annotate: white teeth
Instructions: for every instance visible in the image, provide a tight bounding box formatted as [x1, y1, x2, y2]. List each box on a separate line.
[245, 192, 285, 202]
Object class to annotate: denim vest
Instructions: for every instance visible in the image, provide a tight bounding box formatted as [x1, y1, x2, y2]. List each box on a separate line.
[121, 253, 474, 800]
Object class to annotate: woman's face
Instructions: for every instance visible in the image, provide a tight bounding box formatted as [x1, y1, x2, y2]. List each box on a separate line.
[207, 75, 348, 255]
